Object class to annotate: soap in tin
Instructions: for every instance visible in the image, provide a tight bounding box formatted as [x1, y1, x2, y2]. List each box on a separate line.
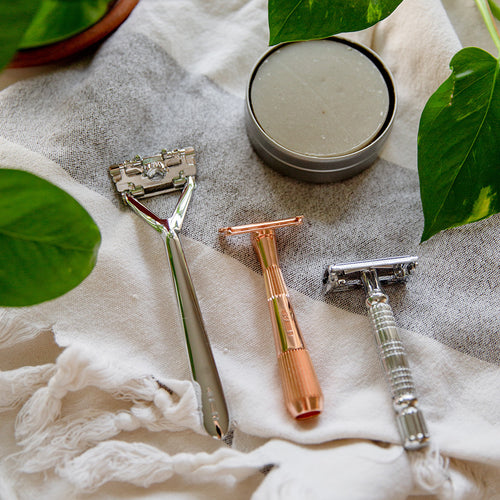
[245, 37, 397, 183]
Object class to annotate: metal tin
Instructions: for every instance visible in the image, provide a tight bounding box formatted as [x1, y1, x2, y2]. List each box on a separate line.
[245, 37, 397, 183]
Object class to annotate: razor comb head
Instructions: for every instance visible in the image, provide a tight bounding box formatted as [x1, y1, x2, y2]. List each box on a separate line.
[323, 256, 417, 292]
[109, 147, 196, 201]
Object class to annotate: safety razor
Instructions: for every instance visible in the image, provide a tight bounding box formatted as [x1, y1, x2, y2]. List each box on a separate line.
[109, 147, 230, 440]
[323, 256, 429, 450]
[220, 217, 323, 420]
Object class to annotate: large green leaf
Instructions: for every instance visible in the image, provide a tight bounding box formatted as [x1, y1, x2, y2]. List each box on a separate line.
[418, 47, 500, 242]
[0, 169, 101, 306]
[20, 0, 112, 49]
[488, 0, 500, 21]
[268, 0, 404, 45]
[0, 0, 43, 70]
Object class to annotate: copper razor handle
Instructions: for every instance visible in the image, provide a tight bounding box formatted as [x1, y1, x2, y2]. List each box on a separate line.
[252, 229, 323, 420]
[220, 217, 323, 419]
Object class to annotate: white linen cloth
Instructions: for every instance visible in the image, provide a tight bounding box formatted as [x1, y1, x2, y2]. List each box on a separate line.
[0, 0, 499, 498]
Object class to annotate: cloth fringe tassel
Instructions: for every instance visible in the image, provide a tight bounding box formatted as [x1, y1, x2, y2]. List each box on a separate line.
[13, 344, 203, 441]
[0, 364, 56, 411]
[56, 440, 263, 491]
[0, 311, 49, 350]
[1, 337, 213, 487]
[409, 441, 450, 495]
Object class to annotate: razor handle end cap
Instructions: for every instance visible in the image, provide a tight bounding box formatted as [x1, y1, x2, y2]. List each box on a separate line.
[278, 348, 323, 420]
[396, 405, 430, 450]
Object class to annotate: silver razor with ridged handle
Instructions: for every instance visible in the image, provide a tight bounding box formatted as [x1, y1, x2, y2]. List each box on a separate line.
[323, 256, 429, 450]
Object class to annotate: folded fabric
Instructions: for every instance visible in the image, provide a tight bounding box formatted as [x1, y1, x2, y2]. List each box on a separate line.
[0, 0, 499, 498]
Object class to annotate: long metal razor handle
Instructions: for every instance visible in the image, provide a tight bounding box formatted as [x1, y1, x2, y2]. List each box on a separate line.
[165, 231, 230, 439]
[253, 230, 323, 420]
[363, 272, 429, 449]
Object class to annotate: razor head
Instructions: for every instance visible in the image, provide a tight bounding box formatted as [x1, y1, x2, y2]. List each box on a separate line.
[219, 216, 303, 236]
[323, 256, 417, 293]
[109, 147, 196, 202]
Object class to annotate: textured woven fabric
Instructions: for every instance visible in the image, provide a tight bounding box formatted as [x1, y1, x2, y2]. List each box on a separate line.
[0, 0, 499, 498]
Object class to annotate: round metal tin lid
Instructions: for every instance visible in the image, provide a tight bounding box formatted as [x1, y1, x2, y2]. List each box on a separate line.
[245, 37, 397, 183]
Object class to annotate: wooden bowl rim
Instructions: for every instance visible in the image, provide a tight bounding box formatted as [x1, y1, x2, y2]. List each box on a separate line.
[10, 0, 140, 68]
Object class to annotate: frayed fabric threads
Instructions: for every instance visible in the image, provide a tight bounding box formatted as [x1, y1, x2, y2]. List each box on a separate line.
[13, 344, 203, 440]
[0, 313, 57, 411]
[0, 339, 266, 494]
[409, 441, 450, 495]
[14, 406, 200, 474]
[0, 311, 50, 350]
[1, 340, 214, 488]
[57, 441, 264, 491]
[0, 364, 56, 411]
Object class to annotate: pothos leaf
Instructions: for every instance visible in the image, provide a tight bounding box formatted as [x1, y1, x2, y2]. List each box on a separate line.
[268, 0, 404, 45]
[488, 0, 500, 21]
[0, 0, 43, 71]
[0, 169, 101, 306]
[19, 0, 112, 49]
[418, 47, 500, 242]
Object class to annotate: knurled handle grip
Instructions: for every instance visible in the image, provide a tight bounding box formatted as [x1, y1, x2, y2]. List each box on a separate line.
[249, 229, 323, 420]
[367, 298, 429, 449]
[277, 348, 323, 420]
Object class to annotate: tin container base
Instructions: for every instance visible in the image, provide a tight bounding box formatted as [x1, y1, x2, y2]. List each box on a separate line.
[246, 116, 382, 183]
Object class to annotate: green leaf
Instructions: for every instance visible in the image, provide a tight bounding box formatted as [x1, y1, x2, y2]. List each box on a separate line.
[0, 0, 43, 71]
[488, 0, 500, 21]
[0, 169, 101, 306]
[418, 47, 500, 242]
[20, 0, 112, 49]
[268, 0, 404, 45]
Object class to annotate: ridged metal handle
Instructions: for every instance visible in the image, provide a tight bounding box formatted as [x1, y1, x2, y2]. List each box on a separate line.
[219, 217, 322, 421]
[366, 292, 429, 450]
[277, 348, 323, 420]
[254, 230, 323, 420]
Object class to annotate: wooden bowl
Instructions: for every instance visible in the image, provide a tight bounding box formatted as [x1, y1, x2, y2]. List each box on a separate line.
[9, 0, 139, 68]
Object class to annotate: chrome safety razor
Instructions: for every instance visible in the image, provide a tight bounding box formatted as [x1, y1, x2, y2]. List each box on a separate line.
[110, 148, 230, 440]
[220, 217, 323, 420]
[323, 256, 429, 450]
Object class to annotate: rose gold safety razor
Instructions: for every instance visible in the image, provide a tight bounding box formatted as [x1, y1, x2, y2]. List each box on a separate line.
[219, 216, 323, 420]
[323, 256, 429, 450]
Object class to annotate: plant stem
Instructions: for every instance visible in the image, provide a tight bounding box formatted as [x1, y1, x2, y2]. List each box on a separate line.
[475, 0, 500, 55]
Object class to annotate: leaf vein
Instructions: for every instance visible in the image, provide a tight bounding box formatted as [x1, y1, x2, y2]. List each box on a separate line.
[273, 0, 306, 39]
[0, 228, 95, 252]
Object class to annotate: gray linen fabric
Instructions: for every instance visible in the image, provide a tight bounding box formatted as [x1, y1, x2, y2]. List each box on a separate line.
[1, 31, 498, 364]
[0, 0, 499, 498]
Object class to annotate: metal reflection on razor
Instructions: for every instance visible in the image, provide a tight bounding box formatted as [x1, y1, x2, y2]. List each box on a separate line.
[220, 217, 323, 420]
[109, 147, 230, 440]
[323, 256, 429, 450]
